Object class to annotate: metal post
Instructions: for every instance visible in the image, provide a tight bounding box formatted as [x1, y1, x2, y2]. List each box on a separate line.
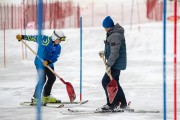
[4, 21, 6, 68]
[163, 0, 167, 120]
[130, 0, 134, 30]
[173, 0, 177, 120]
[37, 0, 43, 120]
[92, 2, 94, 27]
[80, 17, 82, 103]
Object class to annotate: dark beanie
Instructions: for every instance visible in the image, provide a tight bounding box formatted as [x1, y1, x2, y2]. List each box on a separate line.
[102, 16, 114, 28]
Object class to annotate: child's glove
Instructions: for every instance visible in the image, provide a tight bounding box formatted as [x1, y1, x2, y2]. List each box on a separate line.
[16, 34, 22, 41]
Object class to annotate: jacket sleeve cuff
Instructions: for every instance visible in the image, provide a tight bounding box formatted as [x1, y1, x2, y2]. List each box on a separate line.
[21, 35, 25, 39]
[106, 62, 112, 67]
[47, 60, 52, 64]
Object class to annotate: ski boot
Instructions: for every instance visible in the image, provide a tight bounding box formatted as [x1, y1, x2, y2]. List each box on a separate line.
[109, 102, 124, 112]
[31, 97, 37, 105]
[42, 95, 61, 104]
[101, 104, 110, 110]
[31, 97, 46, 106]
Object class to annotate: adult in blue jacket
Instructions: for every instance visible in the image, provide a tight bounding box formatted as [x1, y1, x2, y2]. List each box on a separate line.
[100, 16, 127, 110]
[16, 30, 66, 104]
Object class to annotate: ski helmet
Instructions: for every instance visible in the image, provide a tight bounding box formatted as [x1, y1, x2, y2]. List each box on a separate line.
[52, 30, 66, 41]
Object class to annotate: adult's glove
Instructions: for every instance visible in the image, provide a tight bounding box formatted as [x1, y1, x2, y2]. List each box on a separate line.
[43, 60, 51, 67]
[99, 51, 104, 58]
[16, 34, 22, 41]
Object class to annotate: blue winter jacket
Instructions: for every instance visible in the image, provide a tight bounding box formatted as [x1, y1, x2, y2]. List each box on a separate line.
[104, 23, 127, 70]
[22, 35, 61, 69]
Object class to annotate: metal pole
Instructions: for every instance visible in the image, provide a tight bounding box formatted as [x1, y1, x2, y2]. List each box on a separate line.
[4, 21, 6, 68]
[163, 0, 167, 120]
[80, 17, 82, 103]
[0, 4, 2, 29]
[92, 2, 94, 27]
[21, 3, 24, 59]
[130, 0, 134, 30]
[37, 0, 43, 120]
[173, 0, 177, 120]
[121, 3, 124, 25]
[106, 4, 108, 16]
[137, 2, 140, 31]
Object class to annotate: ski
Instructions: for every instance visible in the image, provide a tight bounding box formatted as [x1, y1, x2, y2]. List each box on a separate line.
[121, 107, 160, 113]
[20, 102, 64, 108]
[21, 100, 88, 105]
[65, 108, 159, 115]
[132, 110, 160, 113]
[20, 100, 88, 108]
[66, 108, 124, 114]
[61, 101, 159, 115]
[62, 100, 89, 104]
[124, 101, 160, 113]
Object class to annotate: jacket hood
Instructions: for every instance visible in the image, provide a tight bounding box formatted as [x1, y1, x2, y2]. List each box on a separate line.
[107, 23, 124, 36]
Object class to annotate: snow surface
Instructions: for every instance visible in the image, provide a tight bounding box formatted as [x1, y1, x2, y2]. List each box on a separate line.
[0, 22, 179, 120]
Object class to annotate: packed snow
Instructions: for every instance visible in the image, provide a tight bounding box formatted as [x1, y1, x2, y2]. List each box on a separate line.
[0, 21, 179, 120]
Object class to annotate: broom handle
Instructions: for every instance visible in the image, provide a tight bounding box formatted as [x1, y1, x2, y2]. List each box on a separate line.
[101, 55, 113, 80]
[21, 40, 66, 84]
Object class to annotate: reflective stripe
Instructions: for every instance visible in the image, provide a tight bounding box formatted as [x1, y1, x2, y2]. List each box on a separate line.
[42, 37, 50, 46]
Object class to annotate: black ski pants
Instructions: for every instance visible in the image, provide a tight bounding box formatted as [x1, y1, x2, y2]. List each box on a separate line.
[102, 68, 127, 108]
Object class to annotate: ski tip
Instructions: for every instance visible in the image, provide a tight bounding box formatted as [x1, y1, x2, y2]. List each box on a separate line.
[80, 100, 89, 104]
[57, 104, 64, 108]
